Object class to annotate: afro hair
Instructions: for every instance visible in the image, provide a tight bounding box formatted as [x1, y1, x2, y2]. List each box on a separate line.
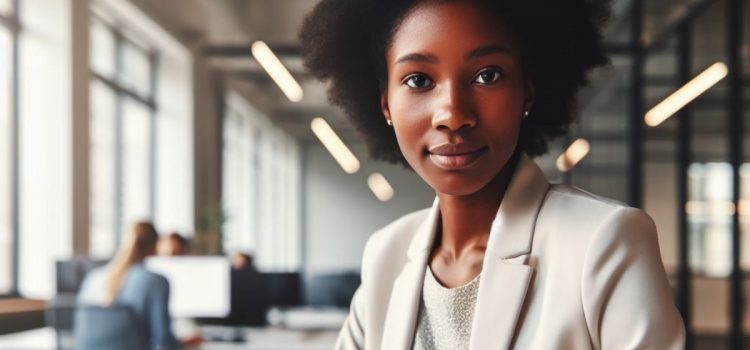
[300, 0, 611, 166]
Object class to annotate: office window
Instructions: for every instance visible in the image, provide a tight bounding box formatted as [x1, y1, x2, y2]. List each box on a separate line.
[121, 96, 153, 225]
[89, 18, 114, 80]
[88, 0, 193, 257]
[120, 42, 151, 97]
[89, 79, 117, 258]
[17, 0, 75, 298]
[222, 93, 301, 271]
[222, 108, 255, 253]
[688, 163, 750, 276]
[0, 16, 12, 294]
[89, 17, 156, 258]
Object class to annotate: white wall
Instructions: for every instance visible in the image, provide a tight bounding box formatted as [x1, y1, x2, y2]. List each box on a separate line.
[303, 142, 434, 272]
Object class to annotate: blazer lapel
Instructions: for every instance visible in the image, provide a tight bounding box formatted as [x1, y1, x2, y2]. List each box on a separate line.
[380, 199, 440, 350]
[469, 155, 550, 350]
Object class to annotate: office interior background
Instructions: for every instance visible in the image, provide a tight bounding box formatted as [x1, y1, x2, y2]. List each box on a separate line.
[0, 0, 748, 349]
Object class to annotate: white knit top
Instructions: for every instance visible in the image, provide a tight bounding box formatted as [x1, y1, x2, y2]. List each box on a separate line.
[412, 267, 481, 350]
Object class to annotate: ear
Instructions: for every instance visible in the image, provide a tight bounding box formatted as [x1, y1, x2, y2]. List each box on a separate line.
[524, 80, 535, 113]
[380, 91, 392, 120]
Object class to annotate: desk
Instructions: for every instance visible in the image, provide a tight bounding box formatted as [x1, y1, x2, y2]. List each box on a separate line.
[196, 327, 337, 350]
[0, 299, 46, 336]
[0, 326, 337, 350]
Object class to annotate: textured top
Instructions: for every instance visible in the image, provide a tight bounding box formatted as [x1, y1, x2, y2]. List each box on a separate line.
[412, 267, 481, 350]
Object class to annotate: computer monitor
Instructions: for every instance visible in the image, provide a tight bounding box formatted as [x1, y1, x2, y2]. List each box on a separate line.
[198, 267, 269, 327]
[56, 258, 109, 294]
[304, 272, 360, 308]
[145, 256, 231, 318]
[263, 272, 302, 308]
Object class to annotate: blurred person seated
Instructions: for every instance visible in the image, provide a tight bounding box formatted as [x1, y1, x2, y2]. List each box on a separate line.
[77, 221, 201, 349]
[231, 252, 256, 271]
[158, 232, 190, 256]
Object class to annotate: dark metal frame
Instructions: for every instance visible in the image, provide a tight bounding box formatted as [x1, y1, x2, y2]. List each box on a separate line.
[148, 53, 159, 219]
[726, 0, 744, 348]
[675, 22, 693, 350]
[627, 0, 644, 208]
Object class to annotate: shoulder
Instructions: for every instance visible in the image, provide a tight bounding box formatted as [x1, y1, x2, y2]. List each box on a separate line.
[546, 184, 627, 210]
[78, 266, 108, 302]
[132, 265, 170, 290]
[549, 184, 654, 229]
[79, 266, 110, 291]
[358, 207, 431, 276]
[365, 208, 431, 255]
[540, 184, 642, 230]
[83, 266, 108, 282]
[537, 185, 657, 253]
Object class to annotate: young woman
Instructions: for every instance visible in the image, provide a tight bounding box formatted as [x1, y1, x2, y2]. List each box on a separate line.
[300, 0, 685, 349]
[78, 222, 195, 349]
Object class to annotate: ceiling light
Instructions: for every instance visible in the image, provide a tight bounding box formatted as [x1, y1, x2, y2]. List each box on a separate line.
[311, 117, 360, 174]
[368, 173, 394, 202]
[556, 138, 590, 172]
[251, 41, 304, 102]
[685, 200, 736, 216]
[645, 62, 728, 127]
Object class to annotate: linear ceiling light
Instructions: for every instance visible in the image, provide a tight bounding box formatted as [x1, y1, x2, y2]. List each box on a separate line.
[685, 200, 736, 217]
[556, 138, 590, 172]
[251, 40, 304, 102]
[645, 62, 728, 127]
[311, 117, 360, 174]
[368, 173, 394, 202]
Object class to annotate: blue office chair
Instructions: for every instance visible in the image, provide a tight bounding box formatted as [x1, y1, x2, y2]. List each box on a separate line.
[73, 305, 149, 350]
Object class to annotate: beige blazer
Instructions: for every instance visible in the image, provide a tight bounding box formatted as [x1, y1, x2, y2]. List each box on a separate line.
[336, 156, 685, 350]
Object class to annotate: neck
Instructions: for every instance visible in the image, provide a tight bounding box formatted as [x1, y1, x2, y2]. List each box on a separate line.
[435, 152, 520, 259]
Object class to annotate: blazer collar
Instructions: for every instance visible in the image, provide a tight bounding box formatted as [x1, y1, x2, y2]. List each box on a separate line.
[486, 154, 550, 259]
[470, 155, 550, 350]
[407, 198, 440, 260]
[406, 155, 549, 260]
[384, 155, 550, 350]
[381, 199, 440, 350]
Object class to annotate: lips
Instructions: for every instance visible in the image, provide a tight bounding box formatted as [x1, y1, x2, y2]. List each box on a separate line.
[427, 142, 487, 170]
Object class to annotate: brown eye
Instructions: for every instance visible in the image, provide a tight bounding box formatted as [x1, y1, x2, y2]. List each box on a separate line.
[473, 68, 503, 85]
[403, 74, 434, 89]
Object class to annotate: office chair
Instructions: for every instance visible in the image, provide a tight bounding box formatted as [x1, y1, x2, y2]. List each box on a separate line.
[73, 305, 149, 350]
[49, 258, 109, 350]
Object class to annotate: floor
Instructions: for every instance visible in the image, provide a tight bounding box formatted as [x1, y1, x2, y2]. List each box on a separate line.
[0, 326, 339, 350]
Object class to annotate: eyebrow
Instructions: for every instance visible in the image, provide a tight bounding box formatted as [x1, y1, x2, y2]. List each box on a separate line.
[465, 45, 513, 60]
[394, 45, 513, 65]
[394, 53, 438, 65]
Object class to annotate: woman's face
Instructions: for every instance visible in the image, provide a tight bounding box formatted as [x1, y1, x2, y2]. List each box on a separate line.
[382, 1, 533, 196]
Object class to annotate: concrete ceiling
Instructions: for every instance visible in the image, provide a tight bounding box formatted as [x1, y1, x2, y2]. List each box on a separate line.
[129, 0, 750, 150]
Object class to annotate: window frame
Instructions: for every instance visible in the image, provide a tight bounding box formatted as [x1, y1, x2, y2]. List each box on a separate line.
[0, 0, 18, 298]
[89, 14, 158, 253]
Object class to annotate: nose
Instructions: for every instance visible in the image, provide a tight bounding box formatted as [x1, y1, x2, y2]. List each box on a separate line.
[431, 83, 477, 131]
